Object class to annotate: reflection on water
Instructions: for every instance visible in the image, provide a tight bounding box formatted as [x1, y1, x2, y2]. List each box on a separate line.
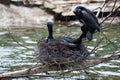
[0, 24, 120, 80]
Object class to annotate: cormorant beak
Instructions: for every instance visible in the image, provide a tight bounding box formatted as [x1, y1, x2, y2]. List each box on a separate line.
[73, 9, 77, 14]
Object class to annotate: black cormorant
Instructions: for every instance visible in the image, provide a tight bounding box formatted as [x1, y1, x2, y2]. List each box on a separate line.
[46, 22, 77, 47]
[73, 6, 100, 44]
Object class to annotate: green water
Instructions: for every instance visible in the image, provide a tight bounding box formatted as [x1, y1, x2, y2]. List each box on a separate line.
[0, 24, 120, 80]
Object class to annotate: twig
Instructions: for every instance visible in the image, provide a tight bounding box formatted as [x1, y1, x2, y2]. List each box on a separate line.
[7, 27, 35, 51]
[90, 37, 104, 54]
[96, 0, 108, 18]
[111, 0, 118, 13]
[100, 1, 119, 25]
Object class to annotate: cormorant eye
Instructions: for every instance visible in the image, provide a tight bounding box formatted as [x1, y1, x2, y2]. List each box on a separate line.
[77, 9, 81, 13]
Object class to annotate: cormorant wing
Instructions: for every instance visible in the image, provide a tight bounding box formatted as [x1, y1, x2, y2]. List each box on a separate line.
[81, 10, 97, 23]
[82, 9, 99, 24]
[81, 10, 100, 31]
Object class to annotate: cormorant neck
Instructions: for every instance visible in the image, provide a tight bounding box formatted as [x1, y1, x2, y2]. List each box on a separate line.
[47, 22, 54, 42]
[47, 25, 53, 38]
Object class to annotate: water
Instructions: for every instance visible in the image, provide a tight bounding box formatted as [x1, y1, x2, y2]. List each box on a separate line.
[0, 23, 120, 80]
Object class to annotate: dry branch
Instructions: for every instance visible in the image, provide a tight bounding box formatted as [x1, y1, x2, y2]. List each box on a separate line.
[0, 51, 120, 79]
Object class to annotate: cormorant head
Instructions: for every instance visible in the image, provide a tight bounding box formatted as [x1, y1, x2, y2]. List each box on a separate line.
[73, 6, 85, 16]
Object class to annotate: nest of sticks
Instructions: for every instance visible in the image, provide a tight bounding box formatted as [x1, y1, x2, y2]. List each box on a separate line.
[34, 37, 90, 69]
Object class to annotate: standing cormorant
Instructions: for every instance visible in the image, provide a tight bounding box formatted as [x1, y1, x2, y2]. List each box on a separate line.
[73, 6, 100, 44]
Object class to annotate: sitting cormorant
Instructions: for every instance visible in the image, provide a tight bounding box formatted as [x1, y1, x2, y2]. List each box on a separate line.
[73, 6, 100, 44]
[46, 22, 77, 47]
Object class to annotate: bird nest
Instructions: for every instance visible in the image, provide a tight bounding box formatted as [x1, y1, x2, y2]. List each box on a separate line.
[34, 38, 90, 69]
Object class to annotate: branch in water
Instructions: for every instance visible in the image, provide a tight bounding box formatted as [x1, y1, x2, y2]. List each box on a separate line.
[0, 51, 120, 79]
